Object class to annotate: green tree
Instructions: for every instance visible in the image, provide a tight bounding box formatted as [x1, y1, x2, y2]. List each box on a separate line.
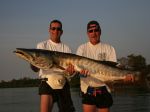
[127, 54, 146, 70]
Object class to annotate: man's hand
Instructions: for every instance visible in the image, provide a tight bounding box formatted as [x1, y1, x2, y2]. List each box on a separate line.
[124, 74, 135, 82]
[79, 69, 89, 78]
[65, 64, 75, 75]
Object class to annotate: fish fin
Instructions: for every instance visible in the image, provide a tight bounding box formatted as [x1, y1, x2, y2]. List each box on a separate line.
[53, 65, 66, 70]
[99, 61, 118, 67]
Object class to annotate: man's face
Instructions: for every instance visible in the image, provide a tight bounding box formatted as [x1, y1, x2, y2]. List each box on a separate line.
[49, 22, 63, 43]
[87, 24, 101, 45]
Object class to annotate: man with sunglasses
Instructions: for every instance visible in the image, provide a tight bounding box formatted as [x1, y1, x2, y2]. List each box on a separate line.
[31, 20, 75, 112]
[76, 20, 116, 112]
[76, 20, 135, 112]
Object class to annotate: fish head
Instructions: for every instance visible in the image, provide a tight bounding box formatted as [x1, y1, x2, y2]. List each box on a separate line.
[14, 48, 54, 70]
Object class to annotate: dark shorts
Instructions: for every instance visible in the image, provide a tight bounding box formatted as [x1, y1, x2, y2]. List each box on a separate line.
[82, 86, 113, 108]
[39, 80, 75, 112]
[39, 80, 58, 102]
[38, 80, 75, 112]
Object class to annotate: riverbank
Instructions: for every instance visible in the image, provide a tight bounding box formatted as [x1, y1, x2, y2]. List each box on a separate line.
[0, 76, 80, 88]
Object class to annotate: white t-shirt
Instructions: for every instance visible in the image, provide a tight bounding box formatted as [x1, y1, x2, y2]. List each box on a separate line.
[76, 42, 116, 62]
[76, 42, 117, 93]
[37, 39, 71, 89]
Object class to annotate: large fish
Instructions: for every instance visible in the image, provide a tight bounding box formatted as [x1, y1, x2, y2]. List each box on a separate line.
[14, 48, 140, 83]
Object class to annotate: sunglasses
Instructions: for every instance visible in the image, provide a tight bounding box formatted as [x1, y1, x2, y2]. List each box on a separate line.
[50, 27, 62, 31]
[88, 29, 99, 33]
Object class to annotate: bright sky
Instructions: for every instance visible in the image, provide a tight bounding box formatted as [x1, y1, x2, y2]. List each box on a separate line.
[0, 0, 150, 81]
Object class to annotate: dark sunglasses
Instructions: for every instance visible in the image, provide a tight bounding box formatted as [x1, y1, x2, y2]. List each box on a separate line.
[88, 29, 99, 33]
[50, 27, 62, 31]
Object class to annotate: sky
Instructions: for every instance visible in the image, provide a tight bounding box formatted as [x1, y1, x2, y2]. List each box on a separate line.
[0, 0, 150, 81]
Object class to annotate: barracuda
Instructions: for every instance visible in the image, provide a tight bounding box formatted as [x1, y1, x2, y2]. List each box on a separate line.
[14, 48, 140, 82]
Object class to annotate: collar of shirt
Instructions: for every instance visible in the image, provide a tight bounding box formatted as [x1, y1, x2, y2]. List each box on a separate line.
[49, 39, 61, 46]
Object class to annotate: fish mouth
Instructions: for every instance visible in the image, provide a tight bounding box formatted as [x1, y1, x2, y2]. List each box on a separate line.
[14, 48, 34, 62]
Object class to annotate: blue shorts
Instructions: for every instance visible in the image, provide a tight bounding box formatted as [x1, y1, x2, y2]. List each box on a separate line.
[81, 86, 113, 108]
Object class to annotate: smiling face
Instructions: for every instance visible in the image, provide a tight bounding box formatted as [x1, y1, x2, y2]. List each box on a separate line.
[87, 24, 101, 45]
[49, 22, 63, 43]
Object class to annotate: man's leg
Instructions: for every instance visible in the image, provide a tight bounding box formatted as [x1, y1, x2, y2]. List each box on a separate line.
[40, 95, 53, 112]
[57, 81, 75, 112]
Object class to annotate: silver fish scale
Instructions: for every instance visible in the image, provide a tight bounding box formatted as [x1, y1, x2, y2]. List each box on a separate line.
[56, 54, 126, 82]
[14, 48, 140, 82]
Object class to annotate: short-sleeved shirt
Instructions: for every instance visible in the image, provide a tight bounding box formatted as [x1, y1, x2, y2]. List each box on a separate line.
[37, 39, 71, 89]
[76, 42, 117, 93]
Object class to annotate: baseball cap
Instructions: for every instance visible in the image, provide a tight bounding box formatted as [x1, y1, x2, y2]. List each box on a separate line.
[87, 20, 101, 32]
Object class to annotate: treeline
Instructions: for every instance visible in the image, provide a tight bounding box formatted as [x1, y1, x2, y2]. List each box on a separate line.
[0, 76, 80, 88]
[0, 77, 40, 88]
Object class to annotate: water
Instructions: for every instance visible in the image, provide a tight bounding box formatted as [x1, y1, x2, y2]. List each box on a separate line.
[0, 87, 150, 112]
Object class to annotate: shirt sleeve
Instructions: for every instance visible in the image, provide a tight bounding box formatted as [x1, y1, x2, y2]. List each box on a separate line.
[37, 43, 44, 49]
[62, 44, 72, 53]
[76, 45, 84, 56]
[108, 46, 117, 62]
